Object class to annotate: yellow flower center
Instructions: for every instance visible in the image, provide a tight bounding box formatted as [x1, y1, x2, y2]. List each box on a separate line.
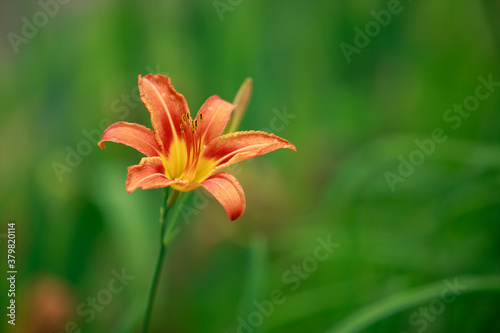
[161, 112, 217, 191]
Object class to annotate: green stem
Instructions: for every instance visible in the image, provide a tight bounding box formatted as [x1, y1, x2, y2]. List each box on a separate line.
[142, 188, 180, 333]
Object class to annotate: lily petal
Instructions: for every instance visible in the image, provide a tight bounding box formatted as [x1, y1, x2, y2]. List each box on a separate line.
[126, 157, 184, 193]
[202, 130, 297, 174]
[197, 95, 235, 146]
[138, 74, 188, 156]
[201, 172, 245, 221]
[98, 122, 161, 157]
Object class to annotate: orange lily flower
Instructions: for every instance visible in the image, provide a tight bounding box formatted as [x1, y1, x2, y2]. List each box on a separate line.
[98, 74, 296, 220]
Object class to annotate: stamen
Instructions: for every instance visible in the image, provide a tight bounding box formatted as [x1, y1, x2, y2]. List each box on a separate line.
[180, 123, 184, 133]
[199, 113, 203, 123]
[182, 114, 187, 123]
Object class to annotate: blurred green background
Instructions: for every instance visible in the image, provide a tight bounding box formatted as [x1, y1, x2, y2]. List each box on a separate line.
[1, 0, 500, 332]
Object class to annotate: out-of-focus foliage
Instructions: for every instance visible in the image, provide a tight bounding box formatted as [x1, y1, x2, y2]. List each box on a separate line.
[0, 0, 499, 332]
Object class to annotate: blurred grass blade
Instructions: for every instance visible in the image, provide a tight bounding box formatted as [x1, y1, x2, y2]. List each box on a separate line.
[325, 275, 500, 333]
[233, 234, 268, 331]
[480, 0, 500, 55]
[112, 299, 143, 333]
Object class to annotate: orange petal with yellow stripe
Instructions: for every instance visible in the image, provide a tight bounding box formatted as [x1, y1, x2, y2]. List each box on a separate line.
[98, 122, 161, 157]
[201, 130, 297, 174]
[125, 157, 186, 193]
[138, 74, 188, 157]
[201, 172, 246, 221]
